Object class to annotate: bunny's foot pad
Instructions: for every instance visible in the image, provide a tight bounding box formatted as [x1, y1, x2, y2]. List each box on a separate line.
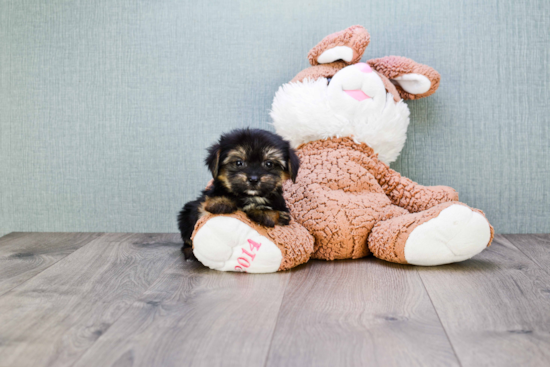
[404, 204, 492, 266]
[369, 202, 493, 265]
[193, 216, 283, 273]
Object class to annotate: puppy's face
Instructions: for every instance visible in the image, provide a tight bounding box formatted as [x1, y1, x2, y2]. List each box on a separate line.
[205, 129, 300, 197]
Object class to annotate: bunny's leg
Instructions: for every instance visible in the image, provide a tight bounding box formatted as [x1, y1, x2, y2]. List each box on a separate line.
[368, 202, 493, 265]
[285, 183, 408, 261]
[191, 212, 314, 273]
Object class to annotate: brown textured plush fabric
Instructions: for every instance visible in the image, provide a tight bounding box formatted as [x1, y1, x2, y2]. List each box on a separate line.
[290, 61, 347, 83]
[369, 202, 495, 263]
[282, 137, 491, 261]
[308, 25, 370, 66]
[368, 56, 441, 100]
[193, 211, 315, 271]
[368, 202, 462, 263]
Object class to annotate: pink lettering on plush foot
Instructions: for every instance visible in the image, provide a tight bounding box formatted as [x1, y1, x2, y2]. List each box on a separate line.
[235, 239, 263, 272]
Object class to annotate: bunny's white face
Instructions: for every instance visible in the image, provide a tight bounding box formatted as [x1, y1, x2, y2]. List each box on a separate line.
[271, 63, 411, 164]
[326, 63, 388, 120]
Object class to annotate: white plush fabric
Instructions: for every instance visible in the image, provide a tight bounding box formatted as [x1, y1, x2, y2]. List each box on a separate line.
[404, 204, 491, 266]
[316, 46, 354, 64]
[271, 67, 411, 164]
[193, 216, 283, 273]
[393, 73, 432, 94]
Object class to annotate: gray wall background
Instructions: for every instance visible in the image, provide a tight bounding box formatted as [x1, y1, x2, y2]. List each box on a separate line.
[1, 0, 549, 237]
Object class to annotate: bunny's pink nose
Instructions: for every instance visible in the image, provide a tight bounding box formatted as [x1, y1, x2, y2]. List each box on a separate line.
[356, 63, 372, 73]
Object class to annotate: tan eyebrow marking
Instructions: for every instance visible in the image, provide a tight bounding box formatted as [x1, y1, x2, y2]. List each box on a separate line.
[263, 147, 285, 168]
[222, 147, 247, 164]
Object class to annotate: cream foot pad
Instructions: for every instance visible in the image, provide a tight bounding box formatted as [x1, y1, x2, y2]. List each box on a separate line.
[404, 204, 491, 266]
[193, 216, 283, 273]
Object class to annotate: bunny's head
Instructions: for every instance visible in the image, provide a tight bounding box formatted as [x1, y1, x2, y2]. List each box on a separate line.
[271, 25, 440, 164]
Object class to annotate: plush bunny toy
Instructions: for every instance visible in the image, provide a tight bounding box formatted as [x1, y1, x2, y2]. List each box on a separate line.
[191, 25, 494, 273]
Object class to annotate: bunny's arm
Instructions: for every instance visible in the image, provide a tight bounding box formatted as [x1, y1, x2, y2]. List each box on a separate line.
[371, 160, 458, 213]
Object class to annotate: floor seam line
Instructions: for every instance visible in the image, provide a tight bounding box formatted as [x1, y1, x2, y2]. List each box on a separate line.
[0, 233, 104, 300]
[262, 270, 292, 367]
[417, 269, 464, 367]
[69, 241, 182, 367]
[501, 234, 550, 276]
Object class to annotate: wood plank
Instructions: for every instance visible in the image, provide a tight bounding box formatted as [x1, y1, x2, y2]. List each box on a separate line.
[0, 233, 181, 367]
[265, 259, 460, 367]
[418, 235, 550, 367]
[0, 232, 101, 296]
[72, 259, 290, 367]
[503, 234, 550, 274]
[0, 232, 28, 243]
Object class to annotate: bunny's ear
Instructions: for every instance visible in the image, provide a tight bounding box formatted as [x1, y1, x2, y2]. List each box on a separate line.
[290, 62, 347, 83]
[308, 25, 370, 66]
[368, 56, 441, 100]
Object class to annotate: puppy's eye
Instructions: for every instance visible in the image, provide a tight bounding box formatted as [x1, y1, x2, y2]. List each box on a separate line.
[264, 161, 274, 169]
[235, 160, 244, 167]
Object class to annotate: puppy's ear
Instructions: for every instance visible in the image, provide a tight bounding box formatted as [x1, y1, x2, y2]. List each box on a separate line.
[205, 143, 221, 179]
[287, 148, 300, 183]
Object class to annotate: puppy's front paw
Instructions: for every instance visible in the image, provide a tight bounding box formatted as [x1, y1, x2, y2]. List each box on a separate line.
[246, 210, 290, 227]
[246, 209, 278, 227]
[204, 196, 237, 214]
[278, 211, 291, 225]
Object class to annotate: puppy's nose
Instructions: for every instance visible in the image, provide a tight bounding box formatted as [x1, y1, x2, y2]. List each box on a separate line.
[248, 175, 260, 184]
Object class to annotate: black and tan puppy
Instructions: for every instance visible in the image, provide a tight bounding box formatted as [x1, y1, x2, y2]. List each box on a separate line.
[178, 128, 300, 259]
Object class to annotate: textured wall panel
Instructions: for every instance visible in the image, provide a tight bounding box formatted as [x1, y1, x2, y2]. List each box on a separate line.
[1, 0, 549, 236]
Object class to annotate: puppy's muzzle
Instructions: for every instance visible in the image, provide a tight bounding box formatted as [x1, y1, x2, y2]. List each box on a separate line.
[248, 175, 260, 186]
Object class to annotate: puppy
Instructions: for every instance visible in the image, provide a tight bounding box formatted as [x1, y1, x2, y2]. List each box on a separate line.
[178, 128, 300, 259]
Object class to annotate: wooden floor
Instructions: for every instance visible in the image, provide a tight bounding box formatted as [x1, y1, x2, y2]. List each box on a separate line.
[0, 233, 549, 367]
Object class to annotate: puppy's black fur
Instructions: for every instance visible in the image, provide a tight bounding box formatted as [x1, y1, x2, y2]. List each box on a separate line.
[178, 128, 300, 259]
